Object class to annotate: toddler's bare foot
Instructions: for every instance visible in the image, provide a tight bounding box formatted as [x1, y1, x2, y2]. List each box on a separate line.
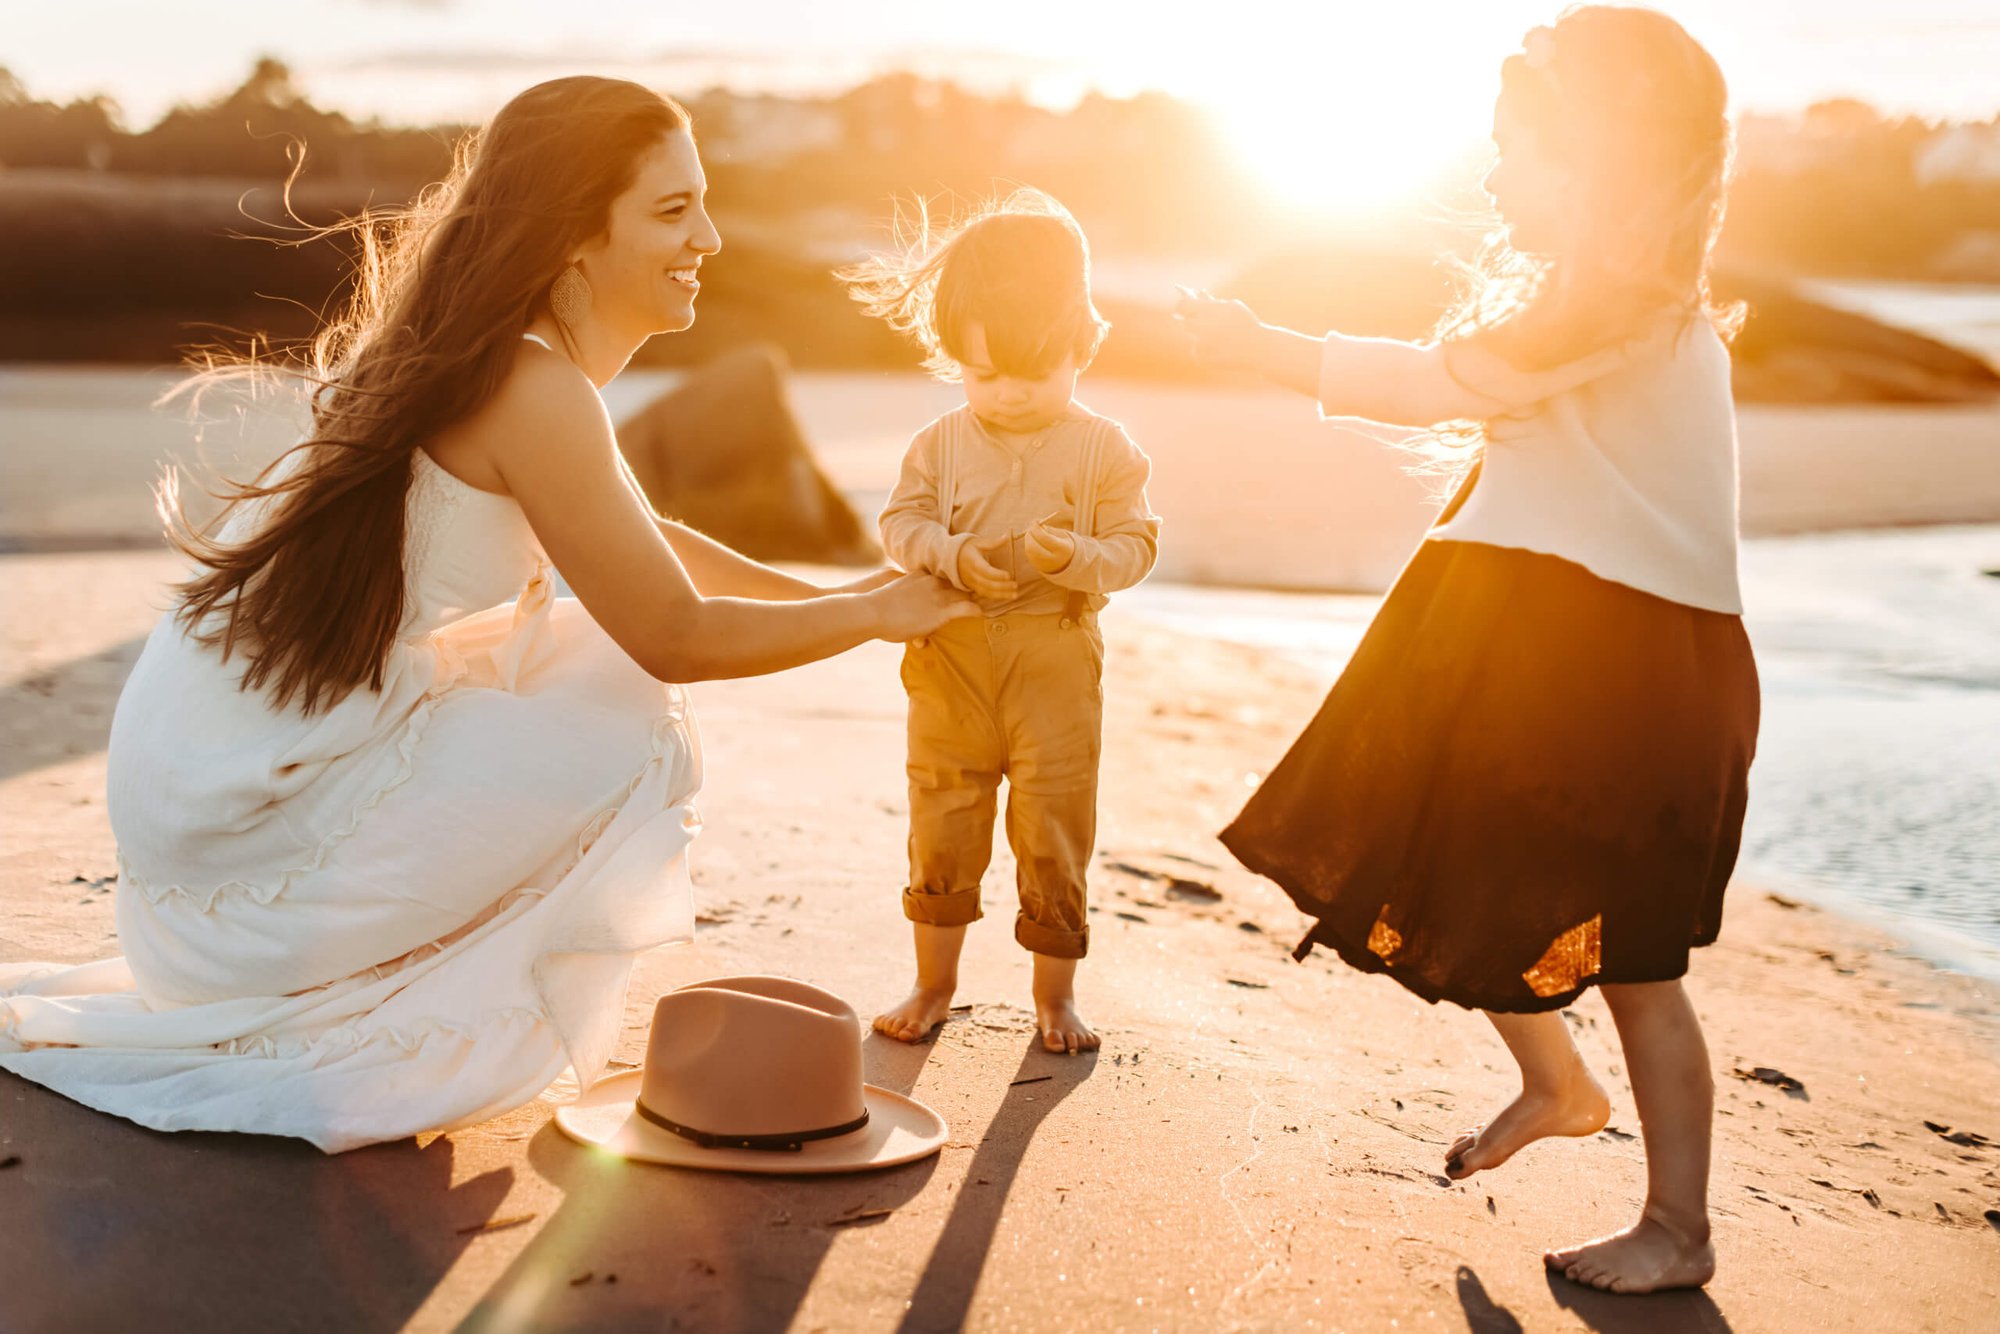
[1545, 1208, 1716, 1294]
[873, 984, 956, 1044]
[1029, 952, 1098, 1054]
[1445, 1074, 1610, 1179]
[1034, 995, 1099, 1054]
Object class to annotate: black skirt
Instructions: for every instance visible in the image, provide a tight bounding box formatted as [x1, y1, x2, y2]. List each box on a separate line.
[1220, 474, 1759, 1014]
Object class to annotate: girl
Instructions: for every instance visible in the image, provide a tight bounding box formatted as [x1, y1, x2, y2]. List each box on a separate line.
[1178, 6, 1756, 1296]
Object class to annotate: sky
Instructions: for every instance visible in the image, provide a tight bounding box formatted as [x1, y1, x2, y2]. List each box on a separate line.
[6, 0, 1998, 212]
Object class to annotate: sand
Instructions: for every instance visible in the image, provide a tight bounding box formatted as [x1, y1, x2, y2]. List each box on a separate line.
[3, 546, 1997, 1332]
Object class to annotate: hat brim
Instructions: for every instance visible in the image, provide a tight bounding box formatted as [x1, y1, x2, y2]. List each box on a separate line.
[553, 1071, 947, 1175]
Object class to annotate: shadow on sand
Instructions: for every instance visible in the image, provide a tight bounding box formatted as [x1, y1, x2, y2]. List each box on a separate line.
[453, 1027, 1096, 1332]
[0, 1072, 515, 1331]
[0, 635, 146, 782]
[1544, 1267, 1736, 1332]
[894, 1040, 1096, 1334]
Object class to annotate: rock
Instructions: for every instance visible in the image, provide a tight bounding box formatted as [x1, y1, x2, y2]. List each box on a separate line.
[1199, 237, 2000, 406]
[617, 344, 880, 566]
[1715, 269, 2000, 404]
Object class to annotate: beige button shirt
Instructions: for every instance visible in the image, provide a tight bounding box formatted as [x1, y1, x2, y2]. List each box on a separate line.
[880, 403, 1162, 616]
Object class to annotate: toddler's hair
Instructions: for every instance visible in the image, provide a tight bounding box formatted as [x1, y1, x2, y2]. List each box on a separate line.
[1440, 5, 1744, 374]
[839, 188, 1109, 381]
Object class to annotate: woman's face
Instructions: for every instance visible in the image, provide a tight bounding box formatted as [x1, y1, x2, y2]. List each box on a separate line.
[574, 128, 721, 336]
[1483, 101, 1570, 256]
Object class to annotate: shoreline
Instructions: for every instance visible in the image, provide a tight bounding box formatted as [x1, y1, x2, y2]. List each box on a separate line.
[8, 365, 2000, 584]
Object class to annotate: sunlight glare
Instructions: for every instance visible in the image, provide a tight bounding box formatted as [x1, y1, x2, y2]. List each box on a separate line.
[1129, 7, 1508, 217]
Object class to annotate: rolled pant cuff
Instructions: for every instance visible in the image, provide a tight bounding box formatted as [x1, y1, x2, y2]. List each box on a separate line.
[1014, 912, 1089, 959]
[903, 886, 983, 928]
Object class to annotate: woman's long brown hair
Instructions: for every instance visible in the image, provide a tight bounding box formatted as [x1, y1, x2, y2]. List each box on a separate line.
[164, 77, 687, 714]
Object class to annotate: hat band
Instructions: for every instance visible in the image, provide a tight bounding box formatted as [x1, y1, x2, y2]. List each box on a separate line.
[633, 1099, 872, 1153]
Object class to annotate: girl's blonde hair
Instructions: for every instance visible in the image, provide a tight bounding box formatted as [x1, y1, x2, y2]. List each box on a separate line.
[838, 187, 1109, 380]
[1439, 5, 1744, 375]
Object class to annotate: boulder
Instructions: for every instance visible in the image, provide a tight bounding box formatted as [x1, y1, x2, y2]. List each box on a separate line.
[1715, 269, 2000, 403]
[617, 343, 880, 566]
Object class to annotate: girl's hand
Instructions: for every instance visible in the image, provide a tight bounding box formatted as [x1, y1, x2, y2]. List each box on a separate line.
[1024, 523, 1076, 575]
[868, 573, 981, 642]
[955, 534, 1018, 601]
[828, 566, 904, 596]
[1173, 286, 1264, 369]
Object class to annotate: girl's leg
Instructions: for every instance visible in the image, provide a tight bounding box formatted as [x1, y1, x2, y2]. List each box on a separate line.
[1545, 979, 1717, 1294]
[1447, 1010, 1610, 1179]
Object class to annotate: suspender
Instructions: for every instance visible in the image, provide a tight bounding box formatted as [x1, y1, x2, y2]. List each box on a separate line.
[937, 412, 1104, 623]
[936, 412, 959, 538]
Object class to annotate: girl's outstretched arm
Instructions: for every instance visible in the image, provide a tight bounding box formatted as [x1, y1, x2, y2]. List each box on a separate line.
[1174, 289, 1321, 397]
[1175, 289, 1632, 428]
[1176, 289, 1492, 423]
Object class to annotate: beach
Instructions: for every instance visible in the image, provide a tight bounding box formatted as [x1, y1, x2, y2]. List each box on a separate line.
[4, 562, 1999, 1329]
[3, 368, 1999, 1330]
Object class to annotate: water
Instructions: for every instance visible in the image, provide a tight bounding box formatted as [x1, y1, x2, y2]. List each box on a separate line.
[1119, 526, 2000, 979]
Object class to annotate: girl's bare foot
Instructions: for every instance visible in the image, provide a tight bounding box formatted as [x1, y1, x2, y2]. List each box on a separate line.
[872, 984, 956, 1044]
[1445, 1074, 1610, 1179]
[1545, 1207, 1716, 1294]
[1031, 952, 1099, 1055]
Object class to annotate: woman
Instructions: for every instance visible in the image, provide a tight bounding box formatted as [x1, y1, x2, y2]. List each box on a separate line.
[0, 77, 975, 1154]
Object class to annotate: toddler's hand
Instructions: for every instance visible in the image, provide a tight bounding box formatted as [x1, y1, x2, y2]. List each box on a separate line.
[1024, 523, 1076, 575]
[955, 533, 1018, 601]
[1173, 285, 1263, 368]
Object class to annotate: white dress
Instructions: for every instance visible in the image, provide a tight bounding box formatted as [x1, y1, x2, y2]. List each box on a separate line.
[0, 418, 703, 1153]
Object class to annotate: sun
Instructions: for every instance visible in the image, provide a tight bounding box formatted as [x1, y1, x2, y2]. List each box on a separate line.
[1088, 6, 1513, 219]
[1205, 84, 1488, 218]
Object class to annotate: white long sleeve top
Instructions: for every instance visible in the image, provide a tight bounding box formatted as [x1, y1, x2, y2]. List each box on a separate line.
[1317, 319, 1743, 614]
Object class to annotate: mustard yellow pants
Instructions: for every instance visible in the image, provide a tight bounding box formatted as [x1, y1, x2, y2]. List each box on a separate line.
[900, 611, 1104, 959]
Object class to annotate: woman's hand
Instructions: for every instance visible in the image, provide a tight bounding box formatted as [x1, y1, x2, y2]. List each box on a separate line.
[867, 573, 982, 642]
[1173, 286, 1265, 370]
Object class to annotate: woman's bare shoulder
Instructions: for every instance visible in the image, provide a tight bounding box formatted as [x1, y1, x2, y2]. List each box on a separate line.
[427, 341, 612, 491]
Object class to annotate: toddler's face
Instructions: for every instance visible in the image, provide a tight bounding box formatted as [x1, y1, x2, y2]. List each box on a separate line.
[955, 322, 1079, 435]
[1482, 102, 1570, 256]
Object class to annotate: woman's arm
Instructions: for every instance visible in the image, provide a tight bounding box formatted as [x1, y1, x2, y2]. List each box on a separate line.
[652, 514, 897, 601]
[610, 454, 897, 600]
[481, 358, 975, 682]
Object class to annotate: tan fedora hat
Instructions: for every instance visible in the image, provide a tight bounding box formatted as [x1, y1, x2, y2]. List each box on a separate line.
[555, 975, 947, 1174]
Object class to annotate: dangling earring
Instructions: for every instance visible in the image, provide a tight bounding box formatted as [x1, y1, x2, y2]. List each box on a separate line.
[550, 264, 592, 332]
